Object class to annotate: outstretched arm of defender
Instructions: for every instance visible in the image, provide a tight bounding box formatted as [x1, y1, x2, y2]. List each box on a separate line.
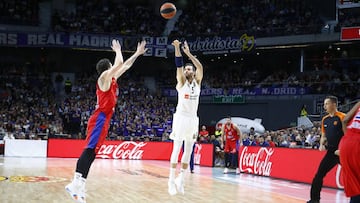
[111, 39, 123, 68]
[182, 41, 203, 84]
[172, 40, 185, 87]
[101, 39, 124, 82]
[114, 40, 147, 79]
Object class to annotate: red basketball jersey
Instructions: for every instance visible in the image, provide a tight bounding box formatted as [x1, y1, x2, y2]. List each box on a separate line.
[224, 124, 239, 142]
[95, 78, 118, 114]
[346, 107, 360, 134]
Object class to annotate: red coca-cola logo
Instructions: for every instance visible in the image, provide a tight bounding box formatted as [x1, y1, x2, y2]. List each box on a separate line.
[239, 146, 274, 176]
[96, 141, 147, 159]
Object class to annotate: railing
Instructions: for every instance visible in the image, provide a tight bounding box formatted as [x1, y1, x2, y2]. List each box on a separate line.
[338, 99, 360, 113]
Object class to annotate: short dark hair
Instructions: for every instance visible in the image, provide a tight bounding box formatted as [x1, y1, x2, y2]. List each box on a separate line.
[96, 58, 111, 75]
[184, 63, 196, 71]
[325, 95, 338, 105]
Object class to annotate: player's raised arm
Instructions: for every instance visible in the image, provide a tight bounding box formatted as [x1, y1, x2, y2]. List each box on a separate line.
[172, 40, 185, 88]
[182, 41, 203, 85]
[101, 39, 123, 80]
[112, 39, 123, 68]
[114, 40, 147, 79]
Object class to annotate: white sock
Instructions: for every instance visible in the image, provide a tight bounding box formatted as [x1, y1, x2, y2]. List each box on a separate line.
[169, 168, 176, 181]
[74, 172, 82, 181]
[72, 172, 83, 186]
[179, 169, 185, 181]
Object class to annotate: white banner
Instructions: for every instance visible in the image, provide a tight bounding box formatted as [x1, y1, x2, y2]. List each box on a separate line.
[4, 139, 47, 157]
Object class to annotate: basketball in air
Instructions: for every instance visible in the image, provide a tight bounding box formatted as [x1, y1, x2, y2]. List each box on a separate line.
[160, 2, 176, 19]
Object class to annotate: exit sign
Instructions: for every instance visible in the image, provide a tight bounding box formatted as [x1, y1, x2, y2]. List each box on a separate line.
[341, 27, 360, 41]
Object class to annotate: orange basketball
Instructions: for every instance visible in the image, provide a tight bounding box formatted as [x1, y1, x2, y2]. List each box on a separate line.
[160, 2, 176, 19]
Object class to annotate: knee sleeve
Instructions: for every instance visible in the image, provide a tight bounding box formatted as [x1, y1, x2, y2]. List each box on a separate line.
[170, 140, 183, 164]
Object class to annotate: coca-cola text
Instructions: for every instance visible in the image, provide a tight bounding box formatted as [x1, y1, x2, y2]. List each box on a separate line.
[239, 146, 274, 176]
[97, 141, 147, 159]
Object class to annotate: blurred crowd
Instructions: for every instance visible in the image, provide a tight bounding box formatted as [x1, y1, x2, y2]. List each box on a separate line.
[3, 0, 360, 38]
[0, 0, 328, 38]
[0, 0, 39, 25]
[51, 0, 165, 36]
[0, 66, 176, 142]
[199, 123, 322, 149]
[334, 7, 360, 32]
[172, 0, 323, 37]
[158, 64, 360, 103]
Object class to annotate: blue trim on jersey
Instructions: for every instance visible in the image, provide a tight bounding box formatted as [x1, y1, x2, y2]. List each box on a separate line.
[87, 112, 106, 149]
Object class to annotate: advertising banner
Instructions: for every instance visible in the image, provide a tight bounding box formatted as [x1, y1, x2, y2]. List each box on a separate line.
[162, 87, 309, 97]
[4, 139, 48, 157]
[341, 26, 360, 41]
[238, 146, 343, 189]
[0, 32, 123, 49]
[0, 32, 172, 57]
[47, 139, 214, 167]
[0, 32, 254, 56]
[178, 34, 256, 55]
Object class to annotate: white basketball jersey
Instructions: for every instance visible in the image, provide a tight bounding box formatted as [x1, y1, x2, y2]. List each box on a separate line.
[176, 80, 200, 116]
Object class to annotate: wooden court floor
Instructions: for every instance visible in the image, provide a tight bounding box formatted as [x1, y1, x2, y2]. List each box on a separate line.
[0, 157, 349, 203]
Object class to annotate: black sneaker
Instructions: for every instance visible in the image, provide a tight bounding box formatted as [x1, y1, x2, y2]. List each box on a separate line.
[307, 200, 319, 203]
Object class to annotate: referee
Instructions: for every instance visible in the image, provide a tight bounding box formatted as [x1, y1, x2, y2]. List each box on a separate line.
[307, 96, 345, 203]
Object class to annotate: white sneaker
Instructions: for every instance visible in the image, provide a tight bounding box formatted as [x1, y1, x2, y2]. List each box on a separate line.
[168, 180, 177, 196]
[65, 173, 86, 203]
[65, 182, 86, 203]
[223, 167, 229, 174]
[236, 168, 240, 174]
[174, 176, 184, 195]
[78, 182, 86, 203]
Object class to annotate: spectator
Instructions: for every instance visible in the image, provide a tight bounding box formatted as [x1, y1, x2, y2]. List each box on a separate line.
[199, 125, 210, 142]
[266, 135, 276, 147]
[278, 136, 290, 147]
[249, 127, 255, 136]
[3, 132, 15, 140]
[214, 126, 222, 138]
[210, 135, 224, 166]
[301, 104, 308, 116]
[64, 77, 72, 95]
[257, 135, 270, 147]
[242, 133, 253, 146]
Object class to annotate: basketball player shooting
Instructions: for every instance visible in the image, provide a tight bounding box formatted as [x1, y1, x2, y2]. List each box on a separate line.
[65, 39, 147, 203]
[168, 40, 203, 195]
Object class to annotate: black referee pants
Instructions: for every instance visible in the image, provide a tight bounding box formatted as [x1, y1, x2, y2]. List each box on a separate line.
[310, 150, 340, 201]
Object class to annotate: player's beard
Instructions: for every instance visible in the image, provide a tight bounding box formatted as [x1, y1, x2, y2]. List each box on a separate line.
[185, 73, 193, 81]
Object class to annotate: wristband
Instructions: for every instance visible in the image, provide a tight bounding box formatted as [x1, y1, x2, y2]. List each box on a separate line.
[175, 56, 183, 67]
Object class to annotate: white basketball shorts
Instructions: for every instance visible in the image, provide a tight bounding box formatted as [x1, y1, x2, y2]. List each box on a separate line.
[170, 112, 199, 142]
